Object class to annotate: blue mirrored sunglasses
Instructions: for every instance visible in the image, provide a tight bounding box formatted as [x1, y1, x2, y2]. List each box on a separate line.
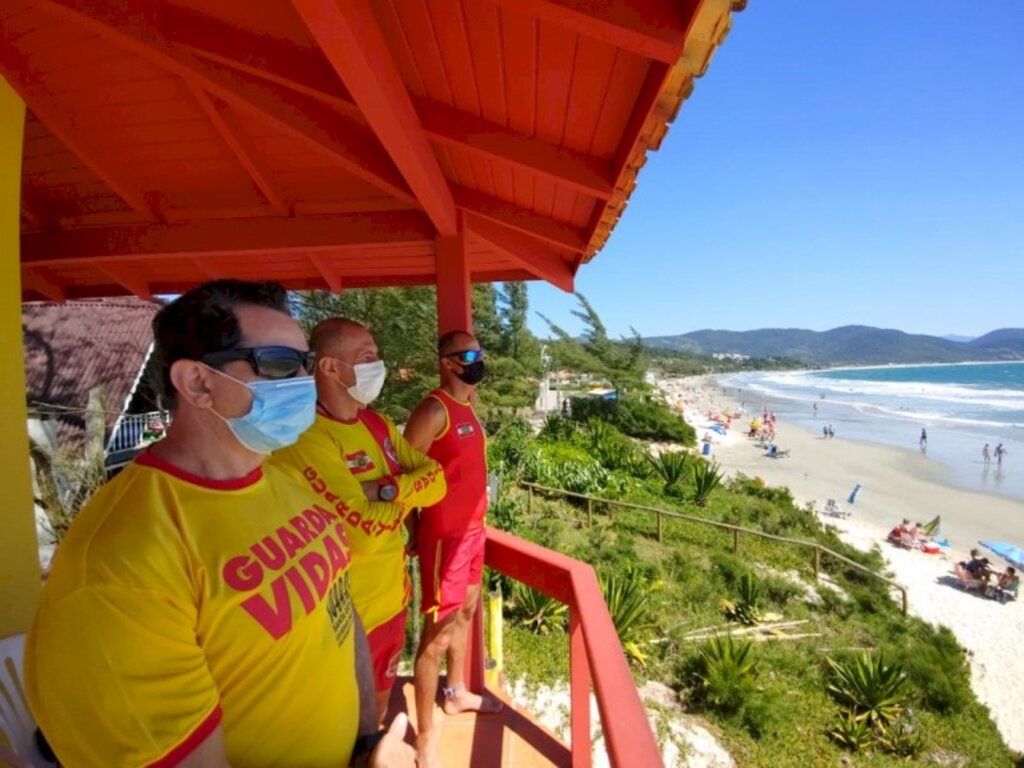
[444, 348, 485, 364]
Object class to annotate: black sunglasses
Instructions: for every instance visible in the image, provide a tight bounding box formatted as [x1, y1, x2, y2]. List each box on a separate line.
[443, 348, 484, 364]
[201, 346, 315, 380]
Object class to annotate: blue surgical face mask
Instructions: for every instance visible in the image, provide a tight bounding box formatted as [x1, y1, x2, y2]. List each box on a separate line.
[207, 367, 317, 454]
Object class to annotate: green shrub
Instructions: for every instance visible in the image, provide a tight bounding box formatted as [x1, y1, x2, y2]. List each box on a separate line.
[488, 496, 521, 534]
[893, 626, 970, 714]
[487, 416, 534, 478]
[522, 442, 609, 496]
[569, 395, 695, 444]
[722, 572, 762, 626]
[509, 582, 567, 635]
[598, 566, 658, 667]
[876, 715, 925, 757]
[693, 634, 759, 715]
[691, 460, 723, 507]
[538, 412, 579, 443]
[829, 709, 874, 752]
[825, 653, 910, 729]
[647, 451, 689, 495]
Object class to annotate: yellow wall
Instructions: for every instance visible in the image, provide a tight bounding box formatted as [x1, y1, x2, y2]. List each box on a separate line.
[0, 76, 40, 637]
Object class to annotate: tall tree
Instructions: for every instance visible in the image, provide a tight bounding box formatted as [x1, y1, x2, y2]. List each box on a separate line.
[471, 283, 503, 353]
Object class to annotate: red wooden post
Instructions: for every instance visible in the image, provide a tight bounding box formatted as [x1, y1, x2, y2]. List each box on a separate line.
[435, 216, 473, 335]
[569, 605, 591, 768]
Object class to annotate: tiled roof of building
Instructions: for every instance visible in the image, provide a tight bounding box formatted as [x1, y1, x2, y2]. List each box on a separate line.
[23, 297, 160, 450]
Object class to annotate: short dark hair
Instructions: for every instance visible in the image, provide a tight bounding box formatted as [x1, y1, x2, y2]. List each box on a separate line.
[438, 329, 474, 356]
[152, 280, 289, 408]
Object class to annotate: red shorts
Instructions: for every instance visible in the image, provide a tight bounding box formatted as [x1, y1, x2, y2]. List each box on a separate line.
[419, 527, 485, 622]
[367, 609, 407, 693]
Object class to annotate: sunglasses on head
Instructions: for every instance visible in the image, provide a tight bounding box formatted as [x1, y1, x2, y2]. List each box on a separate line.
[443, 348, 484, 365]
[201, 346, 316, 379]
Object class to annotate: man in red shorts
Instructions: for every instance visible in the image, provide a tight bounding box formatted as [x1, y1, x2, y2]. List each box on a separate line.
[272, 318, 446, 725]
[404, 330, 502, 767]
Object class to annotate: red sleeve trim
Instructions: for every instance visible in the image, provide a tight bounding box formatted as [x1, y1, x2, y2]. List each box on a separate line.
[136, 449, 263, 490]
[147, 705, 223, 767]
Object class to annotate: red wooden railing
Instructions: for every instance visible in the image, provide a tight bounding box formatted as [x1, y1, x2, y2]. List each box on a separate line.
[465, 526, 663, 768]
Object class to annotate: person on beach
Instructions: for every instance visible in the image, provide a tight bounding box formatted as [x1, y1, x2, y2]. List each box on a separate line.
[983, 443, 991, 463]
[822, 425, 828, 439]
[920, 428, 928, 447]
[827, 424, 835, 439]
[991, 567, 1018, 602]
[995, 443, 1006, 465]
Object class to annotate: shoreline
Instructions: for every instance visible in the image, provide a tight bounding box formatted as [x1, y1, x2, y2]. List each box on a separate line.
[655, 374, 1024, 754]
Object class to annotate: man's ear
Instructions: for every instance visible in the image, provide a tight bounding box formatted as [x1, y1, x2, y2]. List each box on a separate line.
[317, 355, 338, 378]
[169, 360, 216, 408]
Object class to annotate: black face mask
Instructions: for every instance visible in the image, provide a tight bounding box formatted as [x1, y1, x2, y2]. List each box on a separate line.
[455, 360, 485, 385]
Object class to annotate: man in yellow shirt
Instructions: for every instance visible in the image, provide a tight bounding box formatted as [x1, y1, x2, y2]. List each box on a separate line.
[25, 281, 412, 767]
[272, 318, 446, 724]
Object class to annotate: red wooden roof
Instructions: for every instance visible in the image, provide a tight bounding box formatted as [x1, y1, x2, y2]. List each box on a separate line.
[3, 0, 743, 301]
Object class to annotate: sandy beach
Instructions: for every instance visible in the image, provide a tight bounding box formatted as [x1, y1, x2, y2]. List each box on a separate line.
[656, 374, 1024, 754]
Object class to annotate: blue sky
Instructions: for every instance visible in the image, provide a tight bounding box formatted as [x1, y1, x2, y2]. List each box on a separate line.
[528, 1, 1024, 340]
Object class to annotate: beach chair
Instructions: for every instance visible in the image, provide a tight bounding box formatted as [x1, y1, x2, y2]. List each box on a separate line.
[0, 634, 55, 767]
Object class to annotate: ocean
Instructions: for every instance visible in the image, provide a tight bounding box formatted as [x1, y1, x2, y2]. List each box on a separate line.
[718, 362, 1024, 503]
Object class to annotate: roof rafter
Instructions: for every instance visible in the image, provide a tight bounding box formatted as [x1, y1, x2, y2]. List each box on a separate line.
[466, 214, 575, 293]
[21, 268, 68, 302]
[488, 0, 690, 64]
[34, 0, 416, 206]
[21, 211, 436, 268]
[94, 263, 153, 300]
[452, 185, 589, 254]
[291, 0, 458, 236]
[309, 254, 343, 294]
[414, 98, 614, 200]
[0, 32, 159, 221]
[144, 8, 614, 203]
[185, 80, 289, 216]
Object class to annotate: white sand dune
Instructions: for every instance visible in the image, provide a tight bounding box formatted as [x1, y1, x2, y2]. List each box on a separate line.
[656, 375, 1023, 753]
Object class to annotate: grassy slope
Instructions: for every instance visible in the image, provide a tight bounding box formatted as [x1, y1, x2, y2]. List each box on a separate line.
[495, 477, 1016, 767]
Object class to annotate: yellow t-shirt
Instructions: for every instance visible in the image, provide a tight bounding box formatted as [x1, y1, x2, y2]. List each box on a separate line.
[271, 409, 446, 633]
[25, 451, 359, 767]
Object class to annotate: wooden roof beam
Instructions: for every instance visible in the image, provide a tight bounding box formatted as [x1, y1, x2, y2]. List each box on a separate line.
[415, 99, 614, 201]
[452, 185, 588, 254]
[488, 0, 693, 64]
[20, 268, 67, 302]
[21, 211, 436, 267]
[291, 0, 458, 237]
[94, 264, 153, 301]
[309, 254, 343, 294]
[35, 0, 415, 206]
[466, 214, 575, 293]
[0, 35, 159, 221]
[186, 81, 289, 216]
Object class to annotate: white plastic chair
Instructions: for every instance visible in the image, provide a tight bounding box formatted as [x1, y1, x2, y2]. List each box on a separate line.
[0, 634, 54, 766]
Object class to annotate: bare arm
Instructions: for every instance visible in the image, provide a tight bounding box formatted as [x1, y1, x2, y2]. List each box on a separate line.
[402, 397, 446, 454]
[175, 727, 229, 767]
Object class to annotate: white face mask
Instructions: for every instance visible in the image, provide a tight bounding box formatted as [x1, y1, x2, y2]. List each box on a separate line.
[342, 360, 386, 405]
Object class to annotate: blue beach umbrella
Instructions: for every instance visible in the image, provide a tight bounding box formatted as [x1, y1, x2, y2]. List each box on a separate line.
[979, 541, 1024, 571]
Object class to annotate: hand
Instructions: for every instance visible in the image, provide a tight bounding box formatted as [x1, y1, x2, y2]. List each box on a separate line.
[370, 712, 415, 768]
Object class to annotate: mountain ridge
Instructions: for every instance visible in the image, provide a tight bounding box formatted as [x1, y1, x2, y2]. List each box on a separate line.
[643, 325, 1024, 365]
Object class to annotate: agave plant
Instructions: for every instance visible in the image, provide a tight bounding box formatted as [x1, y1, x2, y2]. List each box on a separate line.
[697, 634, 759, 715]
[510, 582, 567, 635]
[599, 567, 658, 667]
[876, 714, 925, 757]
[647, 450, 689, 494]
[825, 653, 910, 729]
[691, 459, 723, 506]
[829, 709, 874, 752]
[722, 572, 762, 626]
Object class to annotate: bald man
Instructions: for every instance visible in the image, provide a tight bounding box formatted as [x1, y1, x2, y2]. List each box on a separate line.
[271, 318, 446, 724]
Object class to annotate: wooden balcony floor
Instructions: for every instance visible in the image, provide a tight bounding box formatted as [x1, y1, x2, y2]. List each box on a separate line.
[386, 677, 570, 767]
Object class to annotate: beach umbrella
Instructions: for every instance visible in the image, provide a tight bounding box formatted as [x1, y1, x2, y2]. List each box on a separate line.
[979, 541, 1024, 571]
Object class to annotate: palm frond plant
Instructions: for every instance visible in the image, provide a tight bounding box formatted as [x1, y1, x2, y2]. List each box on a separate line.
[598, 567, 659, 667]
[722, 572, 762, 626]
[825, 653, 910, 729]
[691, 459, 723, 507]
[647, 450, 689, 495]
[696, 634, 759, 715]
[510, 582, 567, 635]
[829, 709, 874, 752]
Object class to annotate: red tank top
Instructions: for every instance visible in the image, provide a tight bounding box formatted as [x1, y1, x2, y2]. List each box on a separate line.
[420, 389, 487, 538]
